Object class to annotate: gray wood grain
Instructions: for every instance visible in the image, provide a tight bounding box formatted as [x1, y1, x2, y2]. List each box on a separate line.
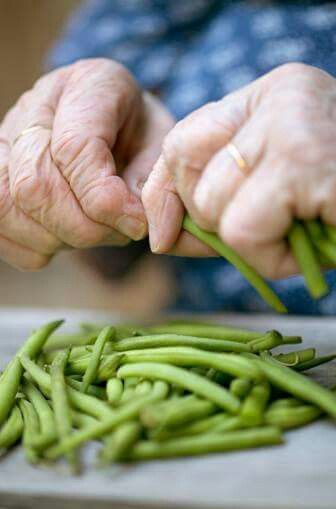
[0, 308, 335, 509]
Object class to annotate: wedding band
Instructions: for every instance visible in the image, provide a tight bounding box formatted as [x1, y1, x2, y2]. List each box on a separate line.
[226, 142, 249, 174]
[12, 125, 51, 146]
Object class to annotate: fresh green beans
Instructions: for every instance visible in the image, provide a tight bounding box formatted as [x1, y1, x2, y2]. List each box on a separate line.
[118, 363, 240, 413]
[2, 318, 336, 470]
[45, 381, 169, 459]
[253, 353, 336, 418]
[305, 220, 336, 265]
[288, 221, 328, 298]
[0, 320, 63, 426]
[20, 355, 114, 420]
[81, 326, 114, 393]
[0, 406, 23, 450]
[183, 214, 287, 313]
[128, 426, 283, 461]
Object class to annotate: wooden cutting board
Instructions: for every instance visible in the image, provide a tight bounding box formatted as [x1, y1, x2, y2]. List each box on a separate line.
[0, 308, 335, 509]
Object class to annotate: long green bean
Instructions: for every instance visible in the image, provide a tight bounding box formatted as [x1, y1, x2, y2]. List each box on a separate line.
[305, 220, 336, 265]
[22, 379, 57, 450]
[294, 353, 336, 372]
[240, 382, 270, 426]
[146, 322, 263, 342]
[51, 349, 78, 472]
[183, 214, 287, 313]
[20, 354, 114, 420]
[0, 405, 23, 450]
[128, 426, 283, 461]
[0, 320, 63, 426]
[45, 381, 169, 459]
[151, 413, 229, 441]
[288, 221, 328, 298]
[18, 399, 40, 463]
[117, 363, 240, 413]
[113, 334, 251, 353]
[81, 326, 114, 393]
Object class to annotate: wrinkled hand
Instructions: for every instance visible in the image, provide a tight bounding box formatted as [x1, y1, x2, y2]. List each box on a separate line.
[0, 58, 173, 270]
[143, 63, 336, 278]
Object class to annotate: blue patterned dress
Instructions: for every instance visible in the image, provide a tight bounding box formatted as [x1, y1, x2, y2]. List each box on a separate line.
[49, 0, 336, 314]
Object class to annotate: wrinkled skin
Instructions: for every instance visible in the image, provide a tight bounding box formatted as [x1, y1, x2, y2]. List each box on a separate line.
[143, 63, 336, 279]
[0, 58, 173, 270]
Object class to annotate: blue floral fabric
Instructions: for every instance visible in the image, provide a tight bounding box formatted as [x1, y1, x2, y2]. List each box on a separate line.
[49, 0, 336, 314]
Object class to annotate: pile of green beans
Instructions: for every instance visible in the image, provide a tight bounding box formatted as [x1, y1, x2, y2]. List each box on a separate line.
[0, 319, 335, 471]
[183, 215, 336, 310]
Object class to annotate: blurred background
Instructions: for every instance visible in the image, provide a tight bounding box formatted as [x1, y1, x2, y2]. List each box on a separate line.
[0, 0, 172, 315]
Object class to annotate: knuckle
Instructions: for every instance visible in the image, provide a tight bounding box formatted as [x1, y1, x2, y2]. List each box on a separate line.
[51, 132, 87, 174]
[11, 173, 52, 214]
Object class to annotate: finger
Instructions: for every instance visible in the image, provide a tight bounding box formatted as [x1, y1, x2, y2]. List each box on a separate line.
[142, 154, 185, 253]
[0, 131, 62, 255]
[219, 165, 298, 279]
[123, 93, 175, 198]
[51, 59, 146, 241]
[0, 233, 50, 271]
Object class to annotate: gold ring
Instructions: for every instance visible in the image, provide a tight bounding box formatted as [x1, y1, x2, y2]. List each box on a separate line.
[12, 125, 51, 146]
[226, 142, 249, 174]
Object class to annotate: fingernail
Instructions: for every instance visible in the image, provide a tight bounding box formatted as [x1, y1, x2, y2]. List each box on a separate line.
[116, 216, 147, 241]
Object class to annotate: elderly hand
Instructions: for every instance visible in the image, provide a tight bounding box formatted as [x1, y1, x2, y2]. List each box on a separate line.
[0, 58, 173, 270]
[143, 63, 336, 279]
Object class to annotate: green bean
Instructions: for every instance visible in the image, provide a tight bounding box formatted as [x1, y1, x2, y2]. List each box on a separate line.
[51, 349, 79, 472]
[142, 397, 214, 430]
[118, 347, 263, 381]
[275, 348, 316, 366]
[100, 421, 142, 463]
[18, 399, 39, 463]
[146, 322, 262, 342]
[151, 413, 229, 441]
[212, 416, 244, 433]
[120, 387, 136, 404]
[124, 376, 139, 388]
[253, 353, 336, 419]
[0, 405, 23, 450]
[22, 379, 57, 450]
[324, 223, 336, 243]
[135, 380, 152, 396]
[230, 378, 252, 399]
[183, 214, 287, 313]
[265, 405, 321, 429]
[67, 377, 106, 399]
[240, 382, 270, 426]
[45, 381, 169, 459]
[81, 326, 114, 393]
[71, 411, 97, 429]
[248, 331, 284, 353]
[107, 378, 124, 405]
[294, 353, 336, 372]
[288, 221, 328, 298]
[128, 426, 283, 461]
[20, 354, 114, 420]
[113, 334, 251, 353]
[44, 332, 97, 352]
[67, 352, 123, 381]
[0, 320, 63, 426]
[268, 398, 303, 411]
[117, 363, 240, 413]
[306, 220, 336, 265]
